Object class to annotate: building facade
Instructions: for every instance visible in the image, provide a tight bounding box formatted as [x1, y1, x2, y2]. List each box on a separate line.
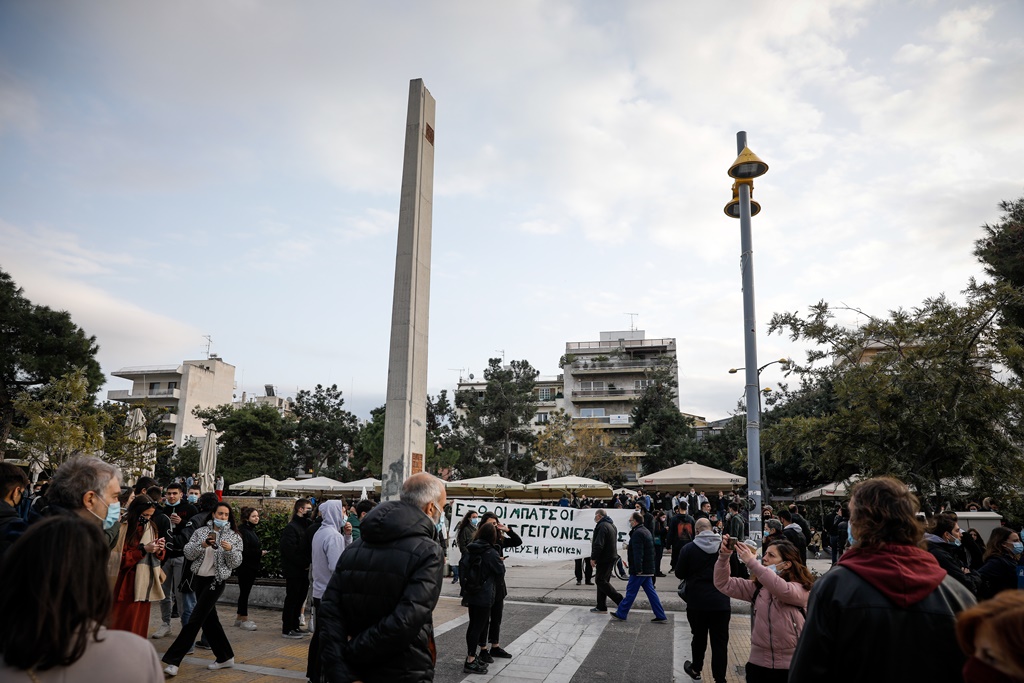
[107, 356, 236, 448]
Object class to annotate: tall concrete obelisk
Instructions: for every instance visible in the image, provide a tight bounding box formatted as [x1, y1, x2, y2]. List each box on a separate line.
[381, 79, 435, 501]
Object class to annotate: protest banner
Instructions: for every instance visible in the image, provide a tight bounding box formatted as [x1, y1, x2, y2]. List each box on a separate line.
[446, 499, 636, 567]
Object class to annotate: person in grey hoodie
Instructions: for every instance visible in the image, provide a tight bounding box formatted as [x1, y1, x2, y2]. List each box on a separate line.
[307, 500, 353, 683]
[675, 518, 731, 683]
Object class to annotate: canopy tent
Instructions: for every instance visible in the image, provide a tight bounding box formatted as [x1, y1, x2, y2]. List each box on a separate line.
[509, 475, 613, 500]
[795, 476, 861, 502]
[444, 475, 526, 498]
[229, 475, 281, 493]
[198, 428, 218, 494]
[276, 476, 348, 493]
[333, 477, 382, 493]
[637, 461, 746, 490]
[613, 487, 638, 497]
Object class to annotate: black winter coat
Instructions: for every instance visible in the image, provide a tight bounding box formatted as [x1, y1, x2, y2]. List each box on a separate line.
[789, 565, 975, 682]
[318, 501, 444, 683]
[977, 554, 1017, 600]
[238, 522, 262, 576]
[674, 536, 731, 611]
[459, 539, 505, 607]
[927, 540, 979, 595]
[627, 524, 655, 576]
[159, 502, 199, 559]
[280, 516, 312, 579]
[591, 516, 619, 563]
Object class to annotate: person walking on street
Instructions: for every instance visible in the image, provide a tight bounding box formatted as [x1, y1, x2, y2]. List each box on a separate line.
[676, 518, 731, 683]
[280, 498, 313, 639]
[715, 537, 813, 682]
[610, 511, 667, 623]
[589, 509, 623, 613]
[789, 477, 976, 682]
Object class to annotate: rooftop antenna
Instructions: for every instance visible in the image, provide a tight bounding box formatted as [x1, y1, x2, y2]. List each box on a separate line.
[624, 313, 638, 332]
[495, 350, 505, 363]
[202, 335, 213, 359]
[449, 367, 467, 382]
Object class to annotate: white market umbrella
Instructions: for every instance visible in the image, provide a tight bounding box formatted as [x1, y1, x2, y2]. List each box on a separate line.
[276, 476, 348, 493]
[333, 477, 382, 493]
[638, 461, 746, 490]
[613, 487, 638, 497]
[142, 433, 158, 479]
[795, 476, 861, 502]
[444, 475, 527, 497]
[125, 408, 153, 478]
[198, 428, 218, 494]
[512, 475, 613, 500]
[360, 486, 368, 501]
[229, 475, 281, 493]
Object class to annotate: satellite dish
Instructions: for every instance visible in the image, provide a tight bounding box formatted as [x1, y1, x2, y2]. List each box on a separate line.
[469, 373, 474, 379]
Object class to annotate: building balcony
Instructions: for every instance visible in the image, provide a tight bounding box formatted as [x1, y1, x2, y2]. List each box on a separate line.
[573, 415, 633, 428]
[571, 389, 643, 401]
[566, 338, 675, 352]
[570, 358, 668, 373]
[535, 399, 558, 406]
[160, 413, 178, 425]
[107, 388, 181, 401]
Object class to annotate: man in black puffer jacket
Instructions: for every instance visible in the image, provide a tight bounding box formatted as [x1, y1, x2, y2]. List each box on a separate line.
[318, 473, 446, 683]
[589, 509, 622, 613]
[280, 498, 313, 638]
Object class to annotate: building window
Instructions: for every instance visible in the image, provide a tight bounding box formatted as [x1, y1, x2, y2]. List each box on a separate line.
[635, 379, 654, 390]
[579, 381, 605, 391]
[539, 388, 552, 400]
[536, 412, 549, 424]
[167, 382, 178, 390]
[149, 382, 160, 392]
[580, 408, 606, 418]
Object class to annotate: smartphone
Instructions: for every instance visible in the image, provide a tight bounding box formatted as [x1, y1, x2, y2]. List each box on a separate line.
[207, 532, 217, 545]
[726, 537, 738, 551]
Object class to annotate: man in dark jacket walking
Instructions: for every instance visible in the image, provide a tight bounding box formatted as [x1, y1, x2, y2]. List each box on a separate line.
[589, 509, 622, 613]
[789, 477, 976, 683]
[675, 518, 731, 683]
[280, 498, 313, 639]
[610, 512, 667, 623]
[318, 473, 446, 683]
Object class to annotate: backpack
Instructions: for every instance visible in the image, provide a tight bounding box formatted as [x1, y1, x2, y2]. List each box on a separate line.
[461, 552, 486, 595]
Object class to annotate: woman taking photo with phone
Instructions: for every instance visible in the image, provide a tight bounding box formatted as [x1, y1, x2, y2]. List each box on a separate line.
[474, 512, 522, 661]
[110, 495, 165, 638]
[161, 501, 243, 677]
[714, 536, 813, 682]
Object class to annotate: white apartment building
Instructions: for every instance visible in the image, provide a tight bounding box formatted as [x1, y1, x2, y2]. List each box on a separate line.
[107, 356, 236, 448]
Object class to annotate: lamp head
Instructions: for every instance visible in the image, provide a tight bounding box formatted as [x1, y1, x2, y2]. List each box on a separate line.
[728, 146, 769, 179]
[724, 197, 761, 218]
[728, 368, 741, 374]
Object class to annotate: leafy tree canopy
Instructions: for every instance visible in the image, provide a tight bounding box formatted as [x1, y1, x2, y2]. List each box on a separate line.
[193, 403, 294, 485]
[534, 409, 623, 484]
[350, 405, 385, 479]
[630, 361, 702, 474]
[291, 383, 359, 478]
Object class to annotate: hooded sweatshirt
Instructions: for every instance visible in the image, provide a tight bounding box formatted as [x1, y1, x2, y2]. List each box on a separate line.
[675, 530, 730, 611]
[837, 544, 947, 608]
[312, 500, 353, 599]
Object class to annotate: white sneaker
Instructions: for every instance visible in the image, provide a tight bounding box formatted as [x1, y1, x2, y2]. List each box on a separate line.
[298, 615, 307, 629]
[240, 620, 257, 631]
[208, 658, 234, 670]
[163, 665, 178, 677]
[152, 624, 171, 639]
[233, 619, 244, 627]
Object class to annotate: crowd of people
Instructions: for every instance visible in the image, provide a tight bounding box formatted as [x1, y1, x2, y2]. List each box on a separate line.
[1, 458, 1023, 682]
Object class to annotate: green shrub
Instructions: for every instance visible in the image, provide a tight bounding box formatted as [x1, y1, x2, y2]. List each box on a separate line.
[253, 511, 290, 578]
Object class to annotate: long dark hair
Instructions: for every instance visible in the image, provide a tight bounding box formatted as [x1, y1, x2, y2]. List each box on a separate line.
[240, 506, 258, 526]
[212, 502, 237, 532]
[473, 519, 499, 546]
[456, 509, 477, 532]
[0, 516, 111, 670]
[125, 495, 156, 541]
[983, 527, 1017, 561]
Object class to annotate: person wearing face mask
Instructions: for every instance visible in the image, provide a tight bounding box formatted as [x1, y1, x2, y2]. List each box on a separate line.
[110, 496, 165, 638]
[789, 477, 976, 683]
[473, 511, 523, 661]
[715, 537, 812, 682]
[161, 502, 243, 677]
[0, 462, 30, 560]
[185, 485, 201, 507]
[926, 513, 979, 596]
[234, 507, 266, 631]
[453, 509, 480, 584]
[318, 472, 447, 683]
[153, 482, 200, 639]
[280, 498, 314, 639]
[956, 590, 1024, 683]
[31, 456, 123, 549]
[977, 526, 1023, 600]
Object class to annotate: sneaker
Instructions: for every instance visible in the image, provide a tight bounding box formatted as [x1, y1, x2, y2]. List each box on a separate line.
[488, 646, 512, 659]
[451, 576, 459, 584]
[184, 645, 195, 656]
[298, 615, 307, 629]
[163, 664, 178, 677]
[152, 624, 171, 639]
[171, 609, 179, 619]
[651, 617, 669, 623]
[589, 608, 607, 613]
[463, 659, 489, 674]
[585, 581, 594, 585]
[239, 620, 258, 631]
[195, 640, 211, 650]
[208, 658, 234, 670]
[576, 580, 582, 585]
[609, 613, 626, 621]
[684, 660, 702, 680]
[282, 630, 305, 639]
[477, 650, 494, 664]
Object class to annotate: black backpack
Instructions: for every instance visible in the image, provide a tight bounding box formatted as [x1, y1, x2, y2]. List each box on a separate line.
[461, 552, 485, 594]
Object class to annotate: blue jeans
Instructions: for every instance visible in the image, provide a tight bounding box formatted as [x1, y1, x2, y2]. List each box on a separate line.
[160, 556, 197, 627]
[613, 575, 666, 620]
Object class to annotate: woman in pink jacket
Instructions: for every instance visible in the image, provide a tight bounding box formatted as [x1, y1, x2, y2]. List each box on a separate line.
[714, 536, 814, 682]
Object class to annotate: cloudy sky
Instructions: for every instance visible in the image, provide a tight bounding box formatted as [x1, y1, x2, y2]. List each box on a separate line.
[1, 0, 1022, 420]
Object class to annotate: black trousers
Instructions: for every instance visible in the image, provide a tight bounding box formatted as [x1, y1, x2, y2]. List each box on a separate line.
[306, 597, 322, 682]
[478, 596, 504, 647]
[466, 605, 491, 657]
[594, 560, 622, 611]
[653, 544, 665, 584]
[162, 576, 233, 666]
[236, 568, 257, 617]
[574, 558, 593, 583]
[283, 576, 308, 634]
[686, 609, 730, 683]
[746, 662, 790, 682]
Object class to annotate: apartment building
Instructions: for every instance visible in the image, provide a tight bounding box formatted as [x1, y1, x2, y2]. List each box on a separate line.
[233, 384, 296, 418]
[455, 374, 565, 434]
[107, 356, 236, 448]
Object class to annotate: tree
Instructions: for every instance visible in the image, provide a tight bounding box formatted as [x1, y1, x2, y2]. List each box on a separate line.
[291, 384, 359, 478]
[173, 438, 202, 480]
[0, 269, 103, 456]
[630, 361, 702, 474]
[98, 401, 174, 481]
[765, 296, 1024, 506]
[193, 403, 293, 484]
[973, 194, 1024, 376]
[350, 406, 385, 479]
[13, 368, 107, 472]
[426, 390, 462, 475]
[455, 358, 539, 479]
[534, 409, 623, 483]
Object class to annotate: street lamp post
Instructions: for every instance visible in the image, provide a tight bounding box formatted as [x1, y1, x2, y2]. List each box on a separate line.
[725, 131, 769, 544]
[728, 358, 787, 505]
